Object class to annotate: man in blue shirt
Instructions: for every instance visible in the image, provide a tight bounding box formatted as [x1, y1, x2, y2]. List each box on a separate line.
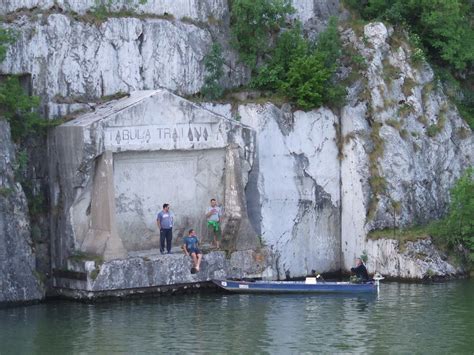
[157, 203, 174, 254]
[183, 229, 202, 273]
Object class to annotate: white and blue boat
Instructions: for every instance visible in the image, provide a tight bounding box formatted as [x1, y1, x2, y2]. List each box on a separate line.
[212, 275, 383, 294]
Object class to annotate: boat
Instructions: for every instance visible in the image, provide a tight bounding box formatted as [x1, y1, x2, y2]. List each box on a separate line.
[212, 275, 383, 294]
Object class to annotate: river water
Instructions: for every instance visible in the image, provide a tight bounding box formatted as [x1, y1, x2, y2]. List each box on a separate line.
[1, 280, 473, 354]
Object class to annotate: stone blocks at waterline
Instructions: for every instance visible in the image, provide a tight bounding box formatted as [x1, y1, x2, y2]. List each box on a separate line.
[48, 89, 270, 295]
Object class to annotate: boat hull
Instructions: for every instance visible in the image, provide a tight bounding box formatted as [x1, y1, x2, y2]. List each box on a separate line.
[212, 280, 378, 294]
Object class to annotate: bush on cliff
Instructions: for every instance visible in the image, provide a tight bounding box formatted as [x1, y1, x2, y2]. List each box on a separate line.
[0, 28, 15, 62]
[431, 167, 474, 263]
[252, 17, 345, 110]
[344, 0, 474, 129]
[201, 43, 225, 100]
[344, 0, 474, 73]
[0, 76, 45, 142]
[229, 0, 294, 70]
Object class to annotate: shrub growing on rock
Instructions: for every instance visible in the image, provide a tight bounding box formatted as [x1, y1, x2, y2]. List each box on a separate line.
[253, 17, 345, 110]
[431, 167, 474, 263]
[201, 43, 225, 100]
[230, 0, 294, 69]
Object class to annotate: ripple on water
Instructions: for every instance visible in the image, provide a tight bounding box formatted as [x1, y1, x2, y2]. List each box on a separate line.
[0, 281, 473, 353]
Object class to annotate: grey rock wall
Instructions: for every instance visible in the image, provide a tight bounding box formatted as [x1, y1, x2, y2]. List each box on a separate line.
[239, 104, 341, 278]
[340, 23, 473, 272]
[0, 0, 340, 119]
[53, 248, 274, 298]
[0, 14, 247, 118]
[0, 120, 44, 304]
[365, 238, 463, 280]
[0, 0, 472, 295]
[0, 0, 228, 19]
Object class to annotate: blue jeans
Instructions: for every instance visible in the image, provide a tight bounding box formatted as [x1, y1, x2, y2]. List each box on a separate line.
[160, 228, 173, 253]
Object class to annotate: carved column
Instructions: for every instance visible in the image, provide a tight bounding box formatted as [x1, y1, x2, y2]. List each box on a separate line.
[222, 144, 258, 251]
[81, 150, 126, 260]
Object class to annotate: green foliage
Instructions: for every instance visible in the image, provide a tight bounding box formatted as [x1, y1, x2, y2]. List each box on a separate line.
[229, 0, 294, 69]
[433, 66, 474, 130]
[0, 28, 15, 62]
[368, 225, 431, 242]
[89, 0, 148, 22]
[344, 0, 474, 73]
[253, 17, 345, 110]
[0, 187, 13, 197]
[0, 76, 57, 142]
[201, 43, 225, 100]
[14, 149, 28, 181]
[316, 16, 343, 67]
[431, 168, 474, 262]
[251, 25, 308, 90]
[282, 53, 331, 109]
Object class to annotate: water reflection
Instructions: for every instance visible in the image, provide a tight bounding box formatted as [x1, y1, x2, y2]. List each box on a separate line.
[0, 281, 473, 353]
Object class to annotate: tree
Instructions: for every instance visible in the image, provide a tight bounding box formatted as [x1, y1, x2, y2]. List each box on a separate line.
[201, 43, 225, 100]
[445, 168, 474, 256]
[252, 25, 308, 90]
[0, 76, 42, 142]
[0, 28, 15, 62]
[230, 0, 294, 69]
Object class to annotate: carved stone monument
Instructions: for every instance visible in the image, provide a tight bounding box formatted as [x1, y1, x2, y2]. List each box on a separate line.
[48, 90, 267, 295]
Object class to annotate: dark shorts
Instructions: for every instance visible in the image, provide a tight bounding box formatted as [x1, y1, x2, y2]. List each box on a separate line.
[188, 248, 201, 255]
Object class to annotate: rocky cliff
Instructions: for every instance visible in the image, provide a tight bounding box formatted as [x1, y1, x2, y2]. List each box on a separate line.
[0, 120, 44, 304]
[0, 0, 472, 303]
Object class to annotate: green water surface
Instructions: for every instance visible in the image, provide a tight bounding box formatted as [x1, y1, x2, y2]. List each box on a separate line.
[0, 280, 473, 354]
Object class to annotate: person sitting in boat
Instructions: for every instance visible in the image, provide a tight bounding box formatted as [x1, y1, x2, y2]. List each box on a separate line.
[183, 229, 202, 273]
[350, 258, 369, 282]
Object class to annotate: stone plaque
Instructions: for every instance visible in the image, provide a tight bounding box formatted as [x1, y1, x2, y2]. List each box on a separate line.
[105, 123, 220, 150]
[113, 149, 225, 251]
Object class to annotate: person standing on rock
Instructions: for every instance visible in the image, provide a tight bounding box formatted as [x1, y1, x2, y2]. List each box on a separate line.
[205, 198, 222, 249]
[183, 229, 202, 273]
[157, 203, 174, 254]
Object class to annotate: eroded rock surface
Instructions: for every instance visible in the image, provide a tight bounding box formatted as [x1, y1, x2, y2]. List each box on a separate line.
[0, 120, 44, 304]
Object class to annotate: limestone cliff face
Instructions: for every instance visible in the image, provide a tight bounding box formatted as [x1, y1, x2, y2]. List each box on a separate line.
[0, 3, 247, 118]
[340, 23, 473, 276]
[0, 120, 44, 304]
[0, 0, 472, 296]
[202, 23, 473, 279]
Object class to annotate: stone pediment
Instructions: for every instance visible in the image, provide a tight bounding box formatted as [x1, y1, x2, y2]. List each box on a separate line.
[61, 89, 245, 153]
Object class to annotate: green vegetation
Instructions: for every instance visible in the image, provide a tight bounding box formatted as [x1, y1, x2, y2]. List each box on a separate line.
[201, 43, 225, 100]
[0, 76, 58, 143]
[229, 0, 294, 69]
[367, 122, 385, 219]
[343, 0, 474, 129]
[344, 0, 474, 72]
[0, 28, 15, 62]
[86, 0, 149, 23]
[369, 169, 473, 266]
[0, 33, 60, 230]
[69, 251, 104, 264]
[385, 118, 402, 130]
[368, 225, 430, 243]
[69, 251, 104, 280]
[226, 1, 346, 110]
[0, 187, 13, 197]
[1, 32, 60, 141]
[250, 17, 345, 110]
[431, 167, 474, 263]
[281, 19, 345, 109]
